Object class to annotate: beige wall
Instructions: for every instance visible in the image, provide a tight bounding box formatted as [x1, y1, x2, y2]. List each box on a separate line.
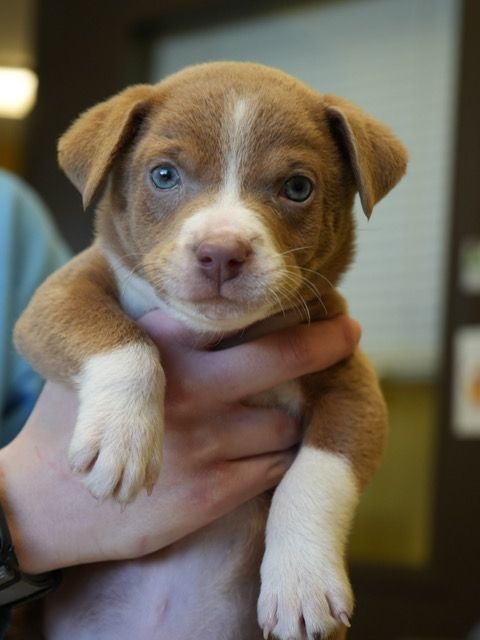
[0, 0, 36, 67]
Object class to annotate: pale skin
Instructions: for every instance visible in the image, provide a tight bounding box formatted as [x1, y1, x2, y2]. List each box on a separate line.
[0, 311, 360, 576]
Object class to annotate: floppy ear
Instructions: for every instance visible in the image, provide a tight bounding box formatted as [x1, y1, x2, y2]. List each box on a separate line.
[58, 85, 154, 209]
[324, 96, 408, 218]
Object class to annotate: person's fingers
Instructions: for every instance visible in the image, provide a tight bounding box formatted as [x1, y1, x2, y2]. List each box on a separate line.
[207, 449, 296, 520]
[185, 316, 361, 402]
[215, 407, 301, 460]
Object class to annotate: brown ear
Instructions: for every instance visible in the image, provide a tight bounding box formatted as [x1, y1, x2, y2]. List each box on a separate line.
[58, 85, 154, 209]
[325, 96, 408, 218]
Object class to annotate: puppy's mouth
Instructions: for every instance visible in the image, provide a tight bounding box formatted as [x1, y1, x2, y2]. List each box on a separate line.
[162, 288, 277, 332]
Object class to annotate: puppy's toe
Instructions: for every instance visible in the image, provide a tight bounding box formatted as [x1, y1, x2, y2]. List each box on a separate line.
[144, 447, 164, 495]
[259, 549, 353, 640]
[68, 431, 100, 473]
[257, 592, 278, 639]
[116, 456, 148, 504]
[83, 448, 124, 501]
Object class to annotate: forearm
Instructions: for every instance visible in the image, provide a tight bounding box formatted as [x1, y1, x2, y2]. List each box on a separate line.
[0, 383, 296, 575]
[0, 385, 106, 574]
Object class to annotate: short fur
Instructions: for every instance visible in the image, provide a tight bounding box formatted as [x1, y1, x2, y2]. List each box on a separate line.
[12, 62, 407, 639]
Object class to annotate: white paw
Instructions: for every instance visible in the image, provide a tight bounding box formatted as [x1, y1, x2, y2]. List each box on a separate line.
[258, 554, 353, 640]
[69, 402, 164, 503]
[69, 343, 165, 503]
[257, 447, 359, 640]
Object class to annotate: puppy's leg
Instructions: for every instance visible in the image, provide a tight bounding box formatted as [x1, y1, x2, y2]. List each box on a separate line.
[258, 350, 386, 640]
[14, 246, 165, 502]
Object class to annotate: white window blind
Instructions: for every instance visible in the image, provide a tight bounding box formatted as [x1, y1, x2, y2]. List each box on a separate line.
[152, 0, 460, 379]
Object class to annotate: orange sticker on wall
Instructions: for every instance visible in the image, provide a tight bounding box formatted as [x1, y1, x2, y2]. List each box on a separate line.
[453, 326, 480, 437]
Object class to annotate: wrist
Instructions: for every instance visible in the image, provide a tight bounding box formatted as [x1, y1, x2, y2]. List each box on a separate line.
[0, 431, 93, 574]
[0, 442, 62, 574]
[0, 498, 61, 607]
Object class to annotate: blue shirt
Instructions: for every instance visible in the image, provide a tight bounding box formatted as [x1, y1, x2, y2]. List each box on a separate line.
[0, 169, 71, 446]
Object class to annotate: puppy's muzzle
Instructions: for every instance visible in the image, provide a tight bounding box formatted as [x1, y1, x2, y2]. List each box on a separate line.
[195, 233, 253, 285]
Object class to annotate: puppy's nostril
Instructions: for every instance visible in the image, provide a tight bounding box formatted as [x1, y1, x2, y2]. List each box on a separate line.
[195, 239, 251, 284]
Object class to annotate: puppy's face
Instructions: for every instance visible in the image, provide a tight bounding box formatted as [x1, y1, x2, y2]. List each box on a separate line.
[113, 73, 353, 331]
[59, 63, 407, 331]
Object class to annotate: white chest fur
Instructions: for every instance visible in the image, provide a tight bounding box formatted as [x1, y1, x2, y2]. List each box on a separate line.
[105, 249, 165, 320]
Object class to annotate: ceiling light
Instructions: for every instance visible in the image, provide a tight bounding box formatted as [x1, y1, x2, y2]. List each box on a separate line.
[0, 67, 38, 119]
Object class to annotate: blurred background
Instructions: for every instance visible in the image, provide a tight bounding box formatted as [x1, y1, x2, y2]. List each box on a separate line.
[1, 0, 479, 638]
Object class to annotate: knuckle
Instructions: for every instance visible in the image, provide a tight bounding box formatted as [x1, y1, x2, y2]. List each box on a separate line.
[165, 383, 194, 419]
[201, 463, 231, 518]
[196, 432, 220, 462]
[266, 453, 293, 483]
[338, 316, 361, 355]
[273, 415, 287, 441]
[272, 413, 295, 445]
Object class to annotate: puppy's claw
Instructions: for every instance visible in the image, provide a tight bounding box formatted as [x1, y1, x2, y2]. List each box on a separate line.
[262, 619, 276, 640]
[338, 612, 351, 628]
[69, 443, 99, 474]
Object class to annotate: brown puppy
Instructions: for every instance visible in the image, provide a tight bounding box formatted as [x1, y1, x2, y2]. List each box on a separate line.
[14, 62, 407, 639]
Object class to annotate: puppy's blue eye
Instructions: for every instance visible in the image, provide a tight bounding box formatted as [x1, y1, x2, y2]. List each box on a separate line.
[283, 176, 313, 202]
[150, 165, 181, 190]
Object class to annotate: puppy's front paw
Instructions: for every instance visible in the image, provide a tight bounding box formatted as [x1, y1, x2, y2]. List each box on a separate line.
[258, 447, 359, 639]
[258, 552, 352, 640]
[69, 343, 166, 503]
[69, 403, 164, 503]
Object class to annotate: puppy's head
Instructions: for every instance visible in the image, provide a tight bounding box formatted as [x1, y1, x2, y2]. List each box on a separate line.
[59, 62, 407, 331]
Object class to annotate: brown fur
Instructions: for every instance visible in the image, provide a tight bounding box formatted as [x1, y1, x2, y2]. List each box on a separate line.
[13, 62, 407, 639]
[15, 246, 152, 382]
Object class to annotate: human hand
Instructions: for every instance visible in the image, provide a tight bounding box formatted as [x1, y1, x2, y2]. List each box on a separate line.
[0, 312, 360, 574]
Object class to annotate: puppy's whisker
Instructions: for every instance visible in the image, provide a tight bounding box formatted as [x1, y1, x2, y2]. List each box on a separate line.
[297, 266, 334, 290]
[280, 264, 334, 293]
[279, 266, 328, 304]
[273, 281, 311, 324]
[270, 289, 287, 318]
[296, 276, 328, 317]
[277, 246, 314, 258]
[277, 269, 328, 318]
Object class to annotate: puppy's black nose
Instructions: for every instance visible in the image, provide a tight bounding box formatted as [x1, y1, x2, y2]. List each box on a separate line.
[196, 237, 251, 284]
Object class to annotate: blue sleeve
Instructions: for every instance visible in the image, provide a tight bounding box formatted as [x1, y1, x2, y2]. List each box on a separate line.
[0, 170, 72, 446]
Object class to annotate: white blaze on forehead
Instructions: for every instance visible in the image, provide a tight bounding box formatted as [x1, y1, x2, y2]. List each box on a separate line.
[176, 93, 283, 287]
[222, 95, 256, 202]
[178, 95, 268, 243]
[179, 201, 276, 254]
[178, 95, 270, 244]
